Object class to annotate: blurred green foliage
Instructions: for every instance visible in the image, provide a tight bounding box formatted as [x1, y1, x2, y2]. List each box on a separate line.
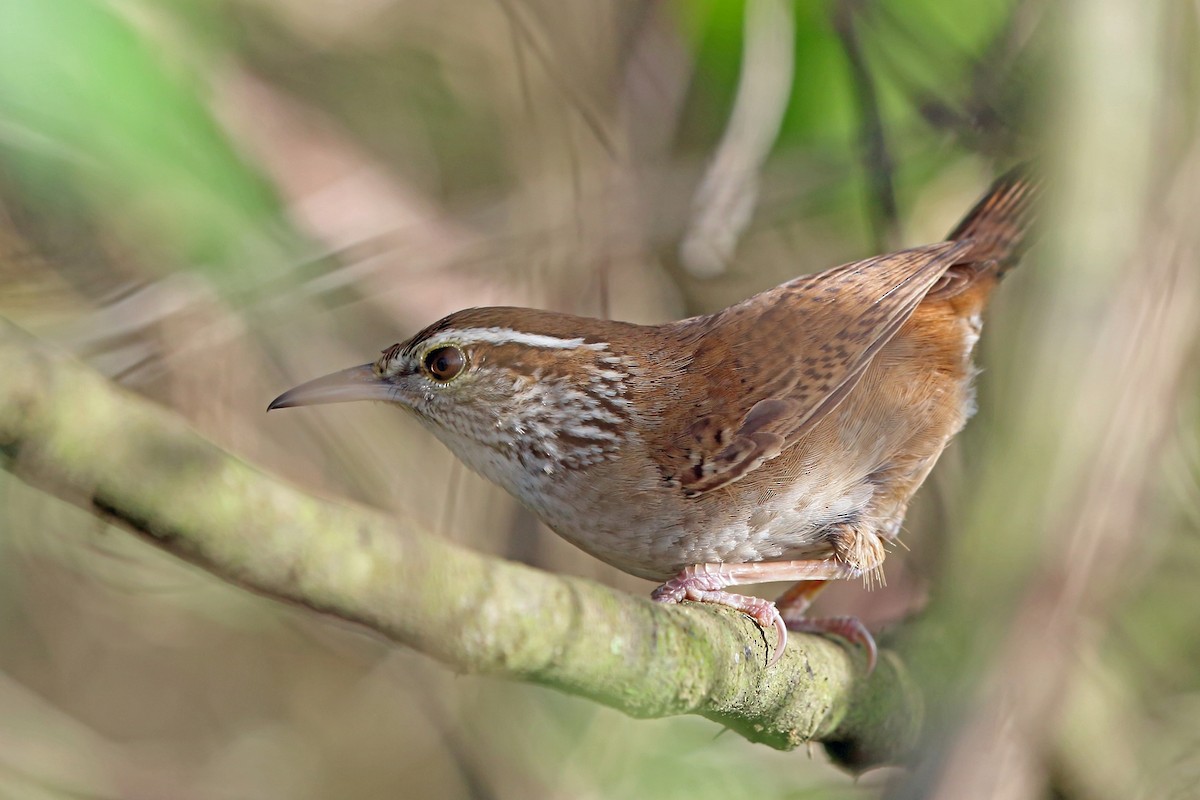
[0, 0, 294, 289]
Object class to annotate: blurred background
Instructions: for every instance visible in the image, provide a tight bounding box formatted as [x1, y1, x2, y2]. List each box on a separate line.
[0, 0, 1197, 797]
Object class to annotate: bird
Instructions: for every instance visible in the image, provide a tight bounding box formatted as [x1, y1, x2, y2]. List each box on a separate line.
[269, 167, 1038, 671]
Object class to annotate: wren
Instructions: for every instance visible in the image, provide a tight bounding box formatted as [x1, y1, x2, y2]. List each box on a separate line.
[270, 168, 1037, 670]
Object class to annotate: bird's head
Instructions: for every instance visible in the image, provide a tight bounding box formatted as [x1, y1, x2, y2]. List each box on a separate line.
[269, 308, 646, 481]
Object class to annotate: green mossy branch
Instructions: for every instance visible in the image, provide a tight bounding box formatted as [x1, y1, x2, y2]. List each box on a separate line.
[0, 316, 920, 770]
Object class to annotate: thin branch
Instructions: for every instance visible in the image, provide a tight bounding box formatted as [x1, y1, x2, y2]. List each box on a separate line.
[0, 315, 921, 772]
[492, 0, 617, 159]
[834, 0, 900, 252]
[679, 0, 796, 278]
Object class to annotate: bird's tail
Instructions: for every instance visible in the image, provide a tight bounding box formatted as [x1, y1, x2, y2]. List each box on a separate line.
[946, 164, 1040, 273]
[926, 165, 1040, 301]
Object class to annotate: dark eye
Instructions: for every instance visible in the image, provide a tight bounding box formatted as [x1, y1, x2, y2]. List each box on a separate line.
[423, 346, 466, 381]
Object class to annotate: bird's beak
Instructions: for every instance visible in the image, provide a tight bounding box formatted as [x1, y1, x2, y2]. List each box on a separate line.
[267, 364, 395, 411]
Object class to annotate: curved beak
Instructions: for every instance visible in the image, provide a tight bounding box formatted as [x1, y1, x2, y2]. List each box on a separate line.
[267, 364, 394, 411]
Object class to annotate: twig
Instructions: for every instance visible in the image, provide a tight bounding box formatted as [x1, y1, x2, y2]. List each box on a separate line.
[834, 0, 900, 252]
[679, 0, 796, 278]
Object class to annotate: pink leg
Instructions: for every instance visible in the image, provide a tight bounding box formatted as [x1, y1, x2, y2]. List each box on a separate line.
[651, 560, 857, 667]
[776, 580, 877, 673]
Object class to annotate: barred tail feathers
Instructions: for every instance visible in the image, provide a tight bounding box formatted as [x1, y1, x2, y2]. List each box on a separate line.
[946, 164, 1040, 274]
[924, 166, 1040, 302]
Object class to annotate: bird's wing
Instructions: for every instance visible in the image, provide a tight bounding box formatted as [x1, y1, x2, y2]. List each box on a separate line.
[659, 240, 973, 496]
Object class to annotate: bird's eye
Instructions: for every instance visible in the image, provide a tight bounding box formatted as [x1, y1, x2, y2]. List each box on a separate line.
[423, 346, 466, 381]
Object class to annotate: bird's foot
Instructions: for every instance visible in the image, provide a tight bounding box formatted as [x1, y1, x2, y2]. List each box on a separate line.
[780, 613, 877, 674]
[652, 561, 856, 667]
[652, 564, 796, 666]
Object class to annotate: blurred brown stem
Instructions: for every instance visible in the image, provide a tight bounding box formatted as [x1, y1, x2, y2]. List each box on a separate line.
[0, 315, 920, 771]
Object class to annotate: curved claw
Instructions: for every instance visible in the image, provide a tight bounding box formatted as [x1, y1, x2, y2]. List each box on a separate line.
[764, 610, 788, 667]
[784, 614, 877, 674]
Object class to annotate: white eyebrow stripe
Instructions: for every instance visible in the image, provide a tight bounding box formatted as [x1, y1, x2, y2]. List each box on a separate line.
[427, 327, 609, 351]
